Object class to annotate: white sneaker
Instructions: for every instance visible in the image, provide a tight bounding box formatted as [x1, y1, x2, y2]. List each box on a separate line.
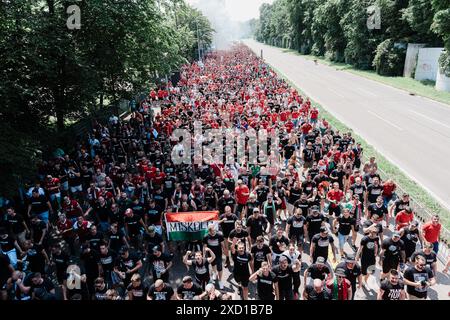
[211, 273, 217, 281]
[219, 281, 224, 289]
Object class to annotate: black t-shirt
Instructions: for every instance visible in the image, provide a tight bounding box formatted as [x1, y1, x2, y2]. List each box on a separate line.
[256, 271, 277, 299]
[306, 214, 326, 235]
[410, 251, 437, 269]
[271, 265, 294, 290]
[284, 145, 295, 159]
[148, 252, 173, 279]
[368, 203, 387, 219]
[287, 215, 306, 235]
[304, 285, 332, 300]
[30, 221, 47, 244]
[255, 186, 270, 203]
[177, 283, 203, 300]
[306, 264, 330, 280]
[116, 252, 141, 274]
[0, 235, 16, 252]
[269, 235, 290, 254]
[147, 284, 174, 300]
[30, 277, 56, 300]
[302, 147, 314, 162]
[360, 236, 378, 260]
[246, 200, 260, 217]
[0, 253, 11, 286]
[127, 283, 148, 300]
[335, 262, 361, 286]
[382, 238, 404, 262]
[6, 214, 26, 234]
[380, 279, 404, 300]
[301, 181, 316, 195]
[146, 205, 163, 225]
[251, 244, 271, 270]
[362, 220, 383, 236]
[92, 203, 110, 222]
[108, 230, 126, 252]
[29, 195, 48, 214]
[288, 188, 302, 204]
[26, 244, 46, 273]
[393, 199, 410, 216]
[336, 215, 355, 236]
[349, 184, 366, 202]
[232, 251, 252, 276]
[401, 228, 420, 255]
[403, 266, 434, 298]
[86, 232, 104, 251]
[203, 232, 224, 255]
[192, 258, 210, 281]
[143, 233, 163, 252]
[246, 216, 268, 239]
[98, 249, 117, 272]
[367, 184, 383, 204]
[217, 197, 236, 214]
[294, 199, 309, 217]
[229, 229, 249, 246]
[124, 214, 142, 236]
[219, 214, 238, 238]
[311, 234, 334, 260]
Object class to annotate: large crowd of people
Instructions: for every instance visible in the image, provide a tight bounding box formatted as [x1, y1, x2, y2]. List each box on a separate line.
[0, 44, 446, 301]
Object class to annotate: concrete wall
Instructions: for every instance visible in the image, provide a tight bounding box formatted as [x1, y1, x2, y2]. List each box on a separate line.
[403, 43, 425, 78]
[414, 48, 444, 81]
[436, 65, 450, 92]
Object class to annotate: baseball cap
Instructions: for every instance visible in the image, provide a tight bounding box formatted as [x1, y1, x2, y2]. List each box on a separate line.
[148, 225, 156, 233]
[393, 231, 401, 238]
[152, 245, 162, 253]
[182, 276, 193, 283]
[320, 226, 328, 233]
[345, 254, 356, 263]
[335, 268, 347, 277]
[316, 257, 325, 265]
[311, 205, 320, 212]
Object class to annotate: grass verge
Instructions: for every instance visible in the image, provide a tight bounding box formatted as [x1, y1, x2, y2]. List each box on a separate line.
[280, 48, 450, 106]
[263, 59, 450, 236]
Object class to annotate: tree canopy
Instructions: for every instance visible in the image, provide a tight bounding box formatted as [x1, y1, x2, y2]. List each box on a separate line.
[0, 0, 213, 197]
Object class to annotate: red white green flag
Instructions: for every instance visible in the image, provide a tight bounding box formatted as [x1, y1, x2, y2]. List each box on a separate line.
[165, 211, 219, 241]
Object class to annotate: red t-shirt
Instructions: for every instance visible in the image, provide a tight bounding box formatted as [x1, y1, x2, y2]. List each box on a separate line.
[422, 222, 441, 243]
[327, 189, 344, 207]
[310, 110, 319, 120]
[235, 185, 250, 205]
[395, 211, 414, 230]
[383, 183, 396, 197]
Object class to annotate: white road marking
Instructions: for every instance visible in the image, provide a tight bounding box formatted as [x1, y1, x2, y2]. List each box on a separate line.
[367, 111, 403, 131]
[328, 87, 346, 99]
[410, 109, 450, 130]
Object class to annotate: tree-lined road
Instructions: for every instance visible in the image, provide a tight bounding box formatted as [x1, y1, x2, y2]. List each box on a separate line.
[244, 39, 450, 213]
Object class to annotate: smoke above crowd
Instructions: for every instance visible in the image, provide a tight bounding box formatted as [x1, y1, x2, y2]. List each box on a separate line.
[188, 0, 258, 49]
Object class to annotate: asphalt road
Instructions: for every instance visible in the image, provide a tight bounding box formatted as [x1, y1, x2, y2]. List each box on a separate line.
[243, 39, 450, 213]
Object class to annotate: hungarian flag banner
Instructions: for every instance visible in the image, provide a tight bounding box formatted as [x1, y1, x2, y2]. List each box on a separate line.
[165, 211, 219, 241]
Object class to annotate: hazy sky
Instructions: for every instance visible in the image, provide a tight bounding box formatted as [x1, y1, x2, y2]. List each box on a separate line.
[187, 0, 275, 22]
